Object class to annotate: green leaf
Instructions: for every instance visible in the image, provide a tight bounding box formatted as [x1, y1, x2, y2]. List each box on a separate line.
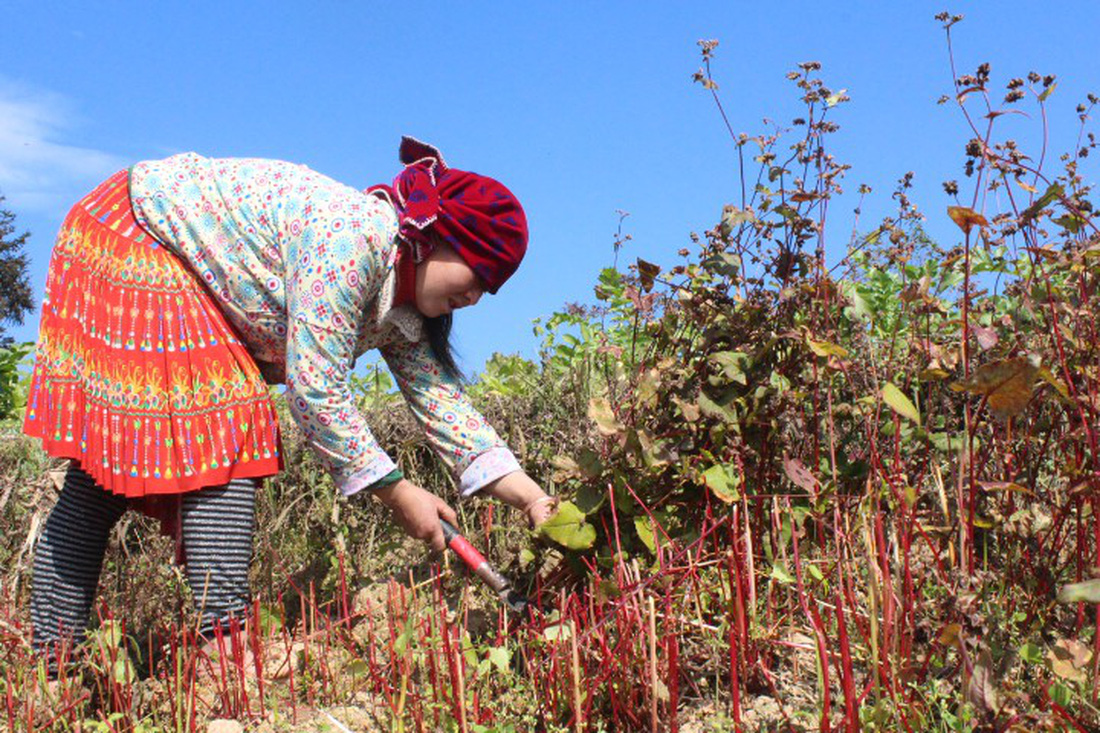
[882, 382, 920, 425]
[841, 283, 873, 322]
[636, 368, 661, 406]
[701, 464, 740, 503]
[96, 620, 125, 650]
[806, 338, 848, 359]
[770, 562, 795, 585]
[927, 431, 958, 453]
[1057, 579, 1100, 604]
[697, 392, 737, 423]
[536, 501, 597, 550]
[543, 621, 573, 642]
[710, 351, 749, 384]
[110, 657, 135, 685]
[720, 205, 756, 237]
[486, 645, 512, 675]
[345, 659, 371, 676]
[577, 449, 605, 479]
[596, 579, 622, 603]
[638, 430, 675, 469]
[257, 602, 285, 635]
[1022, 183, 1064, 221]
[634, 515, 657, 554]
[1039, 82, 1057, 102]
[1019, 642, 1044, 665]
[574, 483, 607, 513]
[1050, 682, 1072, 708]
[702, 252, 742, 278]
[1054, 214, 1083, 233]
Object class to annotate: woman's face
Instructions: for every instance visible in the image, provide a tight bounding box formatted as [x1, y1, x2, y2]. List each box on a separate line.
[414, 244, 485, 318]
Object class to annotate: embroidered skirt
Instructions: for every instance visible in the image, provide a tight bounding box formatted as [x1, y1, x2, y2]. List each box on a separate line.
[23, 170, 282, 498]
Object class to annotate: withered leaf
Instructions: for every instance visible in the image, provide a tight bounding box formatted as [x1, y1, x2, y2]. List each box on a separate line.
[673, 396, 700, 422]
[951, 356, 1041, 419]
[636, 368, 660, 407]
[550, 455, 582, 483]
[782, 455, 819, 494]
[1047, 639, 1092, 684]
[938, 623, 962, 648]
[636, 258, 661, 293]
[1038, 366, 1070, 400]
[969, 324, 999, 352]
[588, 397, 625, 436]
[977, 481, 1032, 494]
[947, 206, 989, 234]
[967, 649, 1001, 713]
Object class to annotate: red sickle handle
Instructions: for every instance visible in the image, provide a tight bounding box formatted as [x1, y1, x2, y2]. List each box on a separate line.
[440, 519, 510, 594]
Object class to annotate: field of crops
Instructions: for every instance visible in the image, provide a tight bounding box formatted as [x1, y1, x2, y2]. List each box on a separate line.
[3, 17, 1100, 732]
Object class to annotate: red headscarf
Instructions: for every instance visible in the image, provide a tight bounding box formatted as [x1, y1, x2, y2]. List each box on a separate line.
[369, 137, 528, 294]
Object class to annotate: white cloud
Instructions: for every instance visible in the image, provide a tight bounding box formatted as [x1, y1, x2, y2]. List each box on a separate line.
[0, 80, 125, 212]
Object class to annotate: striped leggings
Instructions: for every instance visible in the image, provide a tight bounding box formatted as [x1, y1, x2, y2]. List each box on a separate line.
[30, 466, 257, 664]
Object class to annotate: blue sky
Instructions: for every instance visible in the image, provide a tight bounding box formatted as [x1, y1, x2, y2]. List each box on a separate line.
[1, 2, 1097, 371]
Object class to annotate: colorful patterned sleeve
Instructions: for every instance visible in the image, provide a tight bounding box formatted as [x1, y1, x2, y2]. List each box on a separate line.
[283, 190, 401, 496]
[284, 319, 397, 494]
[380, 339, 521, 498]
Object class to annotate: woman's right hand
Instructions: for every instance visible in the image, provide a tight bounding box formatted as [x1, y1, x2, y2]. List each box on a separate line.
[373, 479, 459, 552]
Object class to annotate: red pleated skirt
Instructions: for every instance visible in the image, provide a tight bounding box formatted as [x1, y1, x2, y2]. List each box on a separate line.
[23, 170, 282, 498]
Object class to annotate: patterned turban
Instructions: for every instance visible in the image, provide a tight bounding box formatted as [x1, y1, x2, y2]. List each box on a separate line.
[368, 136, 528, 294]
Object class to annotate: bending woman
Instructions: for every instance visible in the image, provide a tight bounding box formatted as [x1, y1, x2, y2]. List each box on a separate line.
[23, 136, 557, 666]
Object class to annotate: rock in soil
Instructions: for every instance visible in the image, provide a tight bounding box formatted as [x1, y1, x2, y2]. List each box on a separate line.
[207, 721, 244, 733]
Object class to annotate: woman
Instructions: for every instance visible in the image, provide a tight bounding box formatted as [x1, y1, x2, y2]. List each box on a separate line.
[23, 136, 557, 667]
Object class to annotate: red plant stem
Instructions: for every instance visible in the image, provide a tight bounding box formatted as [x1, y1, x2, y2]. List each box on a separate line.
[873, 506, 897, 700]
[440, 602, 465, 731]
[250, 601, 266, 720]
[211, 627, 232, 713]
[729, 604, 742, 728]
[728, 510, 745, 647]
[426, 587, 443, 730]
[834, 579, 858, 732]
[1049, 698, 1089, 733]
[741, 501, 757, 650]
[384, 583, 400, 714]
[666, 606, 679, 733]
[607, 480, 625, 568]
[899, 509, 916, 665]
[285, 630, 298, 725]
[5, 677, 13, 733]
[338, 551, 350, 625]
[789, 504, 831, 733]
[1094, 499, 1100, 702]
[960, 224, 977, 575]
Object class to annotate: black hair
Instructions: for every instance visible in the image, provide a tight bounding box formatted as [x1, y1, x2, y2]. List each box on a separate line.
[424, 313, 464, 382]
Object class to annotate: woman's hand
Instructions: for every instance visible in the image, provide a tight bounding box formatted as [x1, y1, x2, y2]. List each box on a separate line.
[482, 472, 558, 528]
[373, 479, 459, 552]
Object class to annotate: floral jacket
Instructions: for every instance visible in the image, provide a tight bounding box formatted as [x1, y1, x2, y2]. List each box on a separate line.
[129, 153, 519, 496]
